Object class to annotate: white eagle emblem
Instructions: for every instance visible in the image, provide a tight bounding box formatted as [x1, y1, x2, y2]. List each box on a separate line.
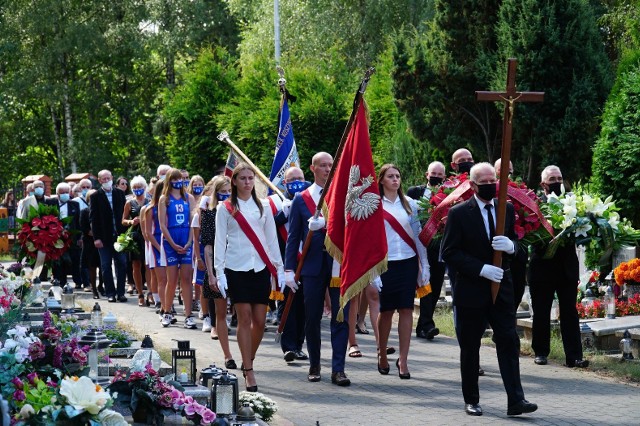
[345, 165, 380, 222]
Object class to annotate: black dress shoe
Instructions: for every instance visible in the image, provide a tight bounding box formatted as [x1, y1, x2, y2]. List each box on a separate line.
[425, 327, 440, 340]
[534, 355, 548, 365]
[416, 329, 428, 339]
[465, 404, 482, 416]
[107, 296, 117, 303]
[283, 351, 296, 363]
[117, 296, 128, 303]
[331, 371, 351, 387]
[507, 399, 538, 416]
[567, 359, 589, 368]
[294, 350, 308, 360]
[308, 365, 321, 382]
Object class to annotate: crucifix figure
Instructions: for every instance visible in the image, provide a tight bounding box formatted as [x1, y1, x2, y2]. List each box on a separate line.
[476, 58, 544, 303]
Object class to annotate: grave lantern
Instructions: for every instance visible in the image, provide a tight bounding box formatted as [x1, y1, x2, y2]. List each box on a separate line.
[210, 370, 239, 417]
[171, 340, 197, 386]
[131, 335, 162, 372]
[620, 330, 634, 360]
[60, 282, 76, 313]
[91, 303, 103, 328]
[233, 402, 256, 425]
[604, 285, 616, 319]
[79, 308, 111, 383]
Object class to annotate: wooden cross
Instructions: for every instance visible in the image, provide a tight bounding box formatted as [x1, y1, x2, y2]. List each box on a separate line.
[476, 58, 544, 303]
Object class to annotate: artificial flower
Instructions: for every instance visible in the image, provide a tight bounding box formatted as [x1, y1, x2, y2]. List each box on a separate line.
[97, 408, 128, 426]
[59, 376, 111, 415]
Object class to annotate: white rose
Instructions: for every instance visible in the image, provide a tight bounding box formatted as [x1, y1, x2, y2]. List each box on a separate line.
[97, 409, 128, 426]
[19, 404, 35, 418]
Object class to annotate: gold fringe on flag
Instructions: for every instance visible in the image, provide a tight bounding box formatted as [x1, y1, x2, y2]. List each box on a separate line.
[269, 290, 284, 301]
[335, 257, 387, 322]
[330, 277, 341, 288]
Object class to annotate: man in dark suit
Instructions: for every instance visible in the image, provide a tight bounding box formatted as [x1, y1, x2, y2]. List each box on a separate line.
[529, 165, 588, 368]
[408, 160, 447, 340]
[284, 152, 351, 387]
[441, 162, 537, 417]
[52, 182, 83, 288]
[90, 169, 128, 303]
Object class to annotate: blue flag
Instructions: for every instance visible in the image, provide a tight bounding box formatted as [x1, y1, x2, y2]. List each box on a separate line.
[269, 98, 299, 192]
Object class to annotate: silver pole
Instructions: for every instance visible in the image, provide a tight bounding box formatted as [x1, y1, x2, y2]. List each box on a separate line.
[274, 0, 280, 63]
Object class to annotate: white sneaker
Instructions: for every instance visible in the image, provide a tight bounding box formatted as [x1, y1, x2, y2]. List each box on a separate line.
[184, 316, 197, 329]
[161, 314, 172, 327]
[198, 309, 204, 320]
[202, 316, 212, 332]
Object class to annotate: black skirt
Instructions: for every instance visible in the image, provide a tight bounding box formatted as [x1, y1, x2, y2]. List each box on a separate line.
[379, 256, 419, 312]
[224, 267, 271, 305]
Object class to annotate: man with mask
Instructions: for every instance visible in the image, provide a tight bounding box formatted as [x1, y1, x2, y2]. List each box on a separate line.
[16, 183, 35, 220]
[529, 165, 588, 369]
[451, 148, 475, 175]
[74, 179, 93, 211]
[52, 183, 83, 289]
[18, 180, 55, 220]
[442, 162, 537, 417]
[408, 161, 446, 340]
[269, 166, 310, 363]
[90, 169, 128, 303]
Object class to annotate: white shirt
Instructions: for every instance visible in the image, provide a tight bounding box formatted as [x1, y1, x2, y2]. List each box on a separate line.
[474, 194, 495, 240]
[307, 183, 323, 206]
[382, 196, 428, 266]
[75, 196, 88, 211]
[214, 197, 283, 277]
[58, 201, 68, 219]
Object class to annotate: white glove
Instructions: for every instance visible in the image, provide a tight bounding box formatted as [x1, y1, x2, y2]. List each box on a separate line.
[277, 270, 286, 290]
[308, 216, 326, 231]
[479, 265, 504, 282]
[217, 273, 228, 298]
[282, 199, 292, 218]
[371, 276, 383, 292]
[420, 264, 430, 286]
[491, 236, 515, 254]
[285, 270, 298, 292]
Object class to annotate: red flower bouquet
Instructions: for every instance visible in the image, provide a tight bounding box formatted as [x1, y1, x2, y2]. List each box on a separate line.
[16, 204, 72, 263]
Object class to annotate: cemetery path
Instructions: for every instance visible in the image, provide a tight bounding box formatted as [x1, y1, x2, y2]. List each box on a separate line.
[76, 294, 639, 426]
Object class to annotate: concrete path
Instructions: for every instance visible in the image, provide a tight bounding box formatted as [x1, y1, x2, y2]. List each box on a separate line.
[74, 293, 639, 426]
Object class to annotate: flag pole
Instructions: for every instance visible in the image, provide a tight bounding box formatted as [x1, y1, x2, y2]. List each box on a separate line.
[217, 131, 286, 200]
[276, 67, 375, 341]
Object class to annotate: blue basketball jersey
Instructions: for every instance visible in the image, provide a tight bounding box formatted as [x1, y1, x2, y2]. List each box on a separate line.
[167, 195, 190, 229]
[152, 206, 162, 236]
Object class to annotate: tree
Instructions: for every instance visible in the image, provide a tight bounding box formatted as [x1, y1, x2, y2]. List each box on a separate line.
[591, 51, 640, 227]
[391, 0, 503, 170]
[496, 0, 613, 183]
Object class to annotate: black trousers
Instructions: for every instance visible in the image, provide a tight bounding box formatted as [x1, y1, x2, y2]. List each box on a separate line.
[530, 277, 583, 362]
[455, 298, 524, 406]
[416, 244, 446, 333]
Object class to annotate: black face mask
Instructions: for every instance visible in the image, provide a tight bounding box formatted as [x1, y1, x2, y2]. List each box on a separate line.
[428, 176, 443, 187]
[457, 161, 474, 174]
[547, 182, 562, 196]
[476, 183, 496, 201]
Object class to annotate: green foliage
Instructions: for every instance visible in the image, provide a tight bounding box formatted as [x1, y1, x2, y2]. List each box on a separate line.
[592, 51, 640, 227]
[162, 47, 238, 177]
[496, 0, 614, 184]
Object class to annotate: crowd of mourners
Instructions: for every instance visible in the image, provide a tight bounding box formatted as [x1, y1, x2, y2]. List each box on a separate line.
[5, 148, 590, 417]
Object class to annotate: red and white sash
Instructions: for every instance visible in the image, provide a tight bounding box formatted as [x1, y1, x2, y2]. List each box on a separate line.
[267, 197, 289, 243]
[383, 209, 417, 255]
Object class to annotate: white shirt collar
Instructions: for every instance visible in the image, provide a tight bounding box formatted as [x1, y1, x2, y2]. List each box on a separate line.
[473, 194, 494, 208]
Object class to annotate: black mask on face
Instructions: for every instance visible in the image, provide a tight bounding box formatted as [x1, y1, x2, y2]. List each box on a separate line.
[428, 176, 443, 187]
[457, 161, 474, 174]
[547, 182, 562, 196]
[476, 183, 496, 201]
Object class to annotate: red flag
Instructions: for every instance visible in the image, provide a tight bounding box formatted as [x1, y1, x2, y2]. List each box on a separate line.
[225, 149, 239, 177]
[324, 101, 387, 319]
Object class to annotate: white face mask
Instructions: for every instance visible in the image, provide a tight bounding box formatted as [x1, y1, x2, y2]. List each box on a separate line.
[102, 179, 113, 190]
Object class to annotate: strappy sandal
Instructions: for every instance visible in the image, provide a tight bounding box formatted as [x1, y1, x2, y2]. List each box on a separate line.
[241, 367, 258, 392]
[146, 293, 154, 307]
[138, 295, 145, 307]
[348, 345, 362, 358]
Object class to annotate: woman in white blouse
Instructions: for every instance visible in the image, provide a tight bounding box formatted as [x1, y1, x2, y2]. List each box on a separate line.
[375, 164, 430, 380]
[213, 163, 285, 392]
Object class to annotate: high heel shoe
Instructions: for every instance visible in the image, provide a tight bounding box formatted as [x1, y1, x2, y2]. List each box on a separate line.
[241, 367, 258, 392]
[396, 359, 410, 379]
[378, 355, 390, 375]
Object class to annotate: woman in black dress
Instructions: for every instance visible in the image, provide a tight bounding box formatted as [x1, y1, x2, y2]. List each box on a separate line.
[375, 164, 430, 380]
[121, 175, 149, 306]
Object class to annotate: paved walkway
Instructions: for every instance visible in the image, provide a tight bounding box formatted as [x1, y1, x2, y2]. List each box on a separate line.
[75, 293, 639, 426]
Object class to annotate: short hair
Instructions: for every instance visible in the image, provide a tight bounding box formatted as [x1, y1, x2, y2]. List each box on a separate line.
[56, 182, 70, 194]
[157, 164, 171, 177]
[98, 170, 111, 179]
[541, 165, 561, 182]
[33, 180, 44, 188]
[427, 161, 445, 173]
[311, 152, 332, 166]
[79, 179, 92, 188]
[130, 175, 147, 189]
[469, 162, 495, 183]
[26, 183, 34, 192]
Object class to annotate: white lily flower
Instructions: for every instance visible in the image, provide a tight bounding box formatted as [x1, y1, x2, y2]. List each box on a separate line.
[59, 376, 112, 415]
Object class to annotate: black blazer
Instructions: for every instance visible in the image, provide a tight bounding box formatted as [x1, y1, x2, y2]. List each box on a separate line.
[441, 196, 518, 308]
[406, 185, 427, 200]
[58, 200, 81, 244]
[89, 188, 127, 245]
